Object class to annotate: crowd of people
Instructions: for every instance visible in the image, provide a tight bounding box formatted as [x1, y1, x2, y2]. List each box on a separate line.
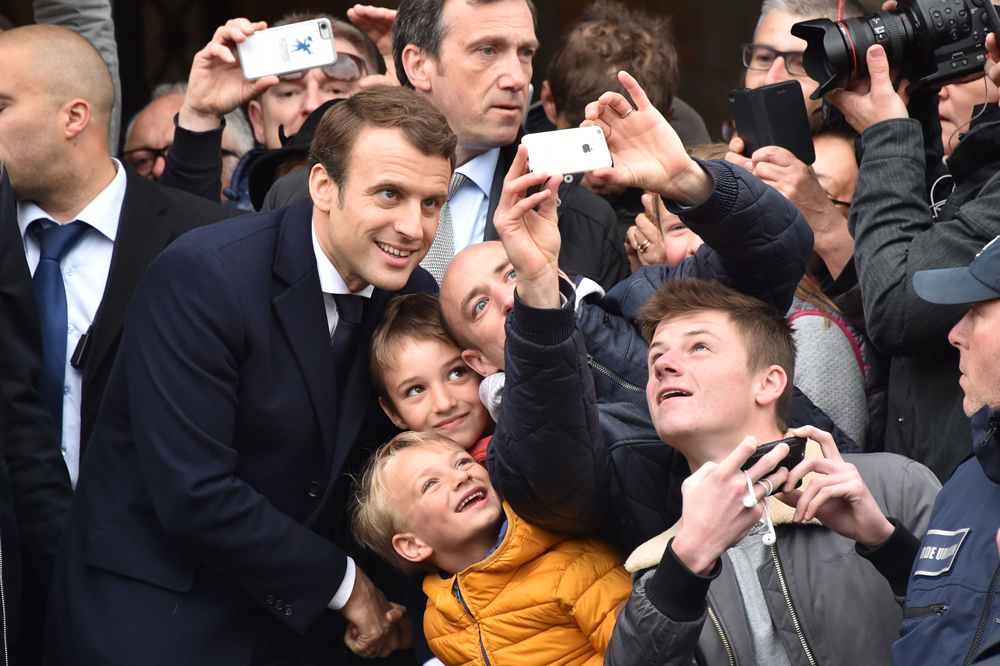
[1, 0, 1000, 664]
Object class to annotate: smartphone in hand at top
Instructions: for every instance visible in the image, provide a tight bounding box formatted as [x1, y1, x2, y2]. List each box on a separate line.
[237, 19, 337, 81]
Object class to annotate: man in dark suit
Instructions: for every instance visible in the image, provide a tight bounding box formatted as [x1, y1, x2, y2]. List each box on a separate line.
[0, 24, 238, 663]
[0, 166, 65, 665]
[45, 85, 454, 665]
[391, 0, 629, 290]
[0, 25, 240, 484]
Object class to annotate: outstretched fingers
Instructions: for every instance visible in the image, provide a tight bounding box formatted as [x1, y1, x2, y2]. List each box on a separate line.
[616, 70, 653, 112]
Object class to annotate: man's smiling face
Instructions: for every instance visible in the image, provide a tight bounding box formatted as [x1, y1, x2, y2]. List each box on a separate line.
[312, 126, 451, 293]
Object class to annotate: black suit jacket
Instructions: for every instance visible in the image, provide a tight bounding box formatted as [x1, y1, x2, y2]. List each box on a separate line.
[3, 164, 237, 662]
[0, 168, 45, 660]
[44, 200, 436, 665]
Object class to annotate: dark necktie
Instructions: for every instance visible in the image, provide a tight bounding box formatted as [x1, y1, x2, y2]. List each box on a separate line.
[331, 294, 365, 396]
[30, 219, 90, 436]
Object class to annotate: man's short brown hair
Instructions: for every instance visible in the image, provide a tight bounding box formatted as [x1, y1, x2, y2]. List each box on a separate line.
[353, 431, 465, 571]
[309, 85, 456, 203]
[637, 278, 796, 430]
[546, 0, 678, 127]
[370, 293, 459, 414]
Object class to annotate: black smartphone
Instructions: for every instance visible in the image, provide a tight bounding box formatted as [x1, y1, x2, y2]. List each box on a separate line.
[728, 80, 816, 165]
[740, 436, 807, 473]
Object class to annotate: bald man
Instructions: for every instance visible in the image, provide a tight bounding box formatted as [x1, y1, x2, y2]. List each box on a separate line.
[0, 26, 238, 624]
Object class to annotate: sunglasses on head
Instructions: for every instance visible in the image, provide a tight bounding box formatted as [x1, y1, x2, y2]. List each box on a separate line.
[278, 52, 368, 83]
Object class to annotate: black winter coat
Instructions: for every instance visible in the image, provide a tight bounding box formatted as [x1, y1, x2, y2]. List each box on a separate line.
[488, 159, 860, 554]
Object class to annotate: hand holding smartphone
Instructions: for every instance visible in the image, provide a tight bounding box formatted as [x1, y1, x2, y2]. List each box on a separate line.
[237, 19, 337, 81]
[729, 81, 816, 165]
[741, 436, 808, 492]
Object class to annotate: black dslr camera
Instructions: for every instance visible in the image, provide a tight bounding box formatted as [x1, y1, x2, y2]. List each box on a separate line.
[791, 0, 1000, 99]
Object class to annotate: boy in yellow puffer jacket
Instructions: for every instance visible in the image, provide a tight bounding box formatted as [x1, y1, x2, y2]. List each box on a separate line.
[353, 430, 631, 666]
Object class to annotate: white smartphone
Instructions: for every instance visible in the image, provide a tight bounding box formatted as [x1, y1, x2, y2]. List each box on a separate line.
[520, 126, 613, 175]
[237, 19, 337, 81]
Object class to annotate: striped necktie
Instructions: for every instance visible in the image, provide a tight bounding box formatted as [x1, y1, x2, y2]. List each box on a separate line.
[420, 172, 469, 285]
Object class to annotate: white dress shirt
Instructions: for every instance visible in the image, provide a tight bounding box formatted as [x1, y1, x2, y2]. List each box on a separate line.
[448, 148, 500, 254]
[16, 159, 127, 488]
[311, 218, 373, 609]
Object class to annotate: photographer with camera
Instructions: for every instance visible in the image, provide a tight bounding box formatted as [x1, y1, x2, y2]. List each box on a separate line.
[729, 1, 875, 352]
[810, 3, 1000, 481]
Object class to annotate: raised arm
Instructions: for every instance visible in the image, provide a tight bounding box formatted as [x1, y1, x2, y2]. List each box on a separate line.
[485, 146, 611, 532]
[586, 72, 812, 317]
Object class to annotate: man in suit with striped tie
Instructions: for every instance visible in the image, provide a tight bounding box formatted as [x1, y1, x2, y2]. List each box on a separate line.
[394, 0, 630, 290]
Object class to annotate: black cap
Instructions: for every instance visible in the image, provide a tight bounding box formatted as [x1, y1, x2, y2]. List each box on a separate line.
[247, 98, 345, 211]
[913, 236, 1000, 305]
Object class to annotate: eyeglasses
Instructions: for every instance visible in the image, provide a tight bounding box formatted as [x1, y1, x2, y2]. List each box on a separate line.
[123, 146, 239, 177]
[122, 147, 169, 177]
[278, 52, 369, 83]
[741, 44, 807, 77]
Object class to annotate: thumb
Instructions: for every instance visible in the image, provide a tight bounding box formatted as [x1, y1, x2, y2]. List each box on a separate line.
[866, 45, 893, 96]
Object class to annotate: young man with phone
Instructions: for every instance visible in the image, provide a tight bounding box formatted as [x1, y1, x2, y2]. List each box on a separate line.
[601, 277, 939, 666]
[480, 74, 939, 664]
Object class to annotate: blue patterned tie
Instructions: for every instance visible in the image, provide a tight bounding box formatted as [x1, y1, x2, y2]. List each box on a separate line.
[331, 294, 365, 396]
[30, 220, 89, 436]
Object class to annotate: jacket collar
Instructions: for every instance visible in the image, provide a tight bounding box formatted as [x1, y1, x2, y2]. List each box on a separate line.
[271, 200, 388, 490]
[949, 105, 1000, 185]
[85, 164, 172, 379]
[972, 408, 1000, 484]
[484, 134, 525, 241]
[625, 437, 825, 573]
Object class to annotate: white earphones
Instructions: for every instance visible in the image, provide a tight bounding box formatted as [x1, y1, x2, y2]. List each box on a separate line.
[745, 473, 777, 546]
[743, 471, 758, 508]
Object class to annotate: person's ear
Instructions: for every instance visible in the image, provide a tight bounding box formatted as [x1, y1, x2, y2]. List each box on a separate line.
[379, 396, 409, 430]
[309, 162, 339, 213]
[754, 365, 788, 408]
[402, 45, 433, 92]
[540, 80, 559, 125]
[393, 533, 434, 564]
[62, 99, 93, 140]
[248, 99, 267, 145]
[462, 349, 500, 377]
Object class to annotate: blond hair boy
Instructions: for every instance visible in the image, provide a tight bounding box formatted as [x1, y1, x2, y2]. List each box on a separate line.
[353, 431, 631, 666]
